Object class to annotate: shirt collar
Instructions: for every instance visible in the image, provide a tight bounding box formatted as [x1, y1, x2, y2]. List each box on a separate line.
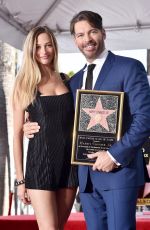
[83, 49, 108, 72]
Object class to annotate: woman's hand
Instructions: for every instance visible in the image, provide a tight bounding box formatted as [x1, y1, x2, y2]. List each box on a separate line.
[17, 184, 31, 205]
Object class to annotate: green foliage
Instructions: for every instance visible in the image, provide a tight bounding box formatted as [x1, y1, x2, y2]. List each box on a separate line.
[67, 71, 75, 78]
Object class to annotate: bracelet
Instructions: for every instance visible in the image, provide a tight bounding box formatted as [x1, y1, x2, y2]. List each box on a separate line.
[15, 179, 25, 186]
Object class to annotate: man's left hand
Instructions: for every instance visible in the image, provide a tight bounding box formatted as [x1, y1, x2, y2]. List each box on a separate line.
[87, 151, 118, 172]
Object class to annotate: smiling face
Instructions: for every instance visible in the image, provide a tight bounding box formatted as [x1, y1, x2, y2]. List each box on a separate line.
[35, 32, 54, 66]
[74, 20, 106, 63]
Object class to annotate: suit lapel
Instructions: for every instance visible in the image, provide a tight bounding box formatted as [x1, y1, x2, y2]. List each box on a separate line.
[78, 70, 84, 89]
[94, 51, 115, 90]
[76, 65, 87, 90]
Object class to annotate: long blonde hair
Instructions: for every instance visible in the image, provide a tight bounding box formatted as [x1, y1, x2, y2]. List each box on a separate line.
[12, 26, 59, 109]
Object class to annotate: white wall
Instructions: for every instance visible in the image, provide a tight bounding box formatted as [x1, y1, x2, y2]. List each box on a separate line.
[58, 49, 147, 74]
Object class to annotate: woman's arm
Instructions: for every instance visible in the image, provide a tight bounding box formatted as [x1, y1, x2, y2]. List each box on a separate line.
[13, 103, 24, 180]
[13, 103, 30, 204]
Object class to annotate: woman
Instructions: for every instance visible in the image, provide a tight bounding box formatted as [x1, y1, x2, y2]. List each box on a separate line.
[12, 26, 78, 230]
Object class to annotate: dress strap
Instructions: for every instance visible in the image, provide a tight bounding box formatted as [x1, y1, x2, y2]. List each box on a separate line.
[60, 72, 70, 88]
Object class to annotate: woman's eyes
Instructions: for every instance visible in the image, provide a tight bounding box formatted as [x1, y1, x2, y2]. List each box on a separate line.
[36, 44, 52, 49]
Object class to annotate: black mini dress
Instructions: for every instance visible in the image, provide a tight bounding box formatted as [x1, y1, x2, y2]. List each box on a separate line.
[25, 81, 78, 190]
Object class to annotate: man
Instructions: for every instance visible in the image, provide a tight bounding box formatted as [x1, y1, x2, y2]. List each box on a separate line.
[24, 11, 150, 230]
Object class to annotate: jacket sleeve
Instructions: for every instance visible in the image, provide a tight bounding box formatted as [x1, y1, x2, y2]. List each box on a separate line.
[109, 60, 150, 166]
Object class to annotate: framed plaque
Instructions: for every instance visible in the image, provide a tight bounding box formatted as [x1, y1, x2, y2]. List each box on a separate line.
[71, 90, 124, 165]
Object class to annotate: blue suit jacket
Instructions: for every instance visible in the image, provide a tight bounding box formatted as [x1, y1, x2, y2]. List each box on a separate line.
[69, 51, 150, 192]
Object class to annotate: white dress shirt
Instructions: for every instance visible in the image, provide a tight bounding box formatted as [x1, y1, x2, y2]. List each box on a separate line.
[82, 49, 121, 166]
[82, 49, 108, 89]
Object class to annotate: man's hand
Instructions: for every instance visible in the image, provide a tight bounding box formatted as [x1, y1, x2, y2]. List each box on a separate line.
[87, 151, 118, 172]
[23, 122, 40, 138]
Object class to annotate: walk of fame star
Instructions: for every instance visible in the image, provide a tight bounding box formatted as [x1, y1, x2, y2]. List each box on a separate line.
[82, 98, 116, 131]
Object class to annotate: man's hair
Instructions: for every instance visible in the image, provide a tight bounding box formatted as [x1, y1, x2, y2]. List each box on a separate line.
[70, 11, 103, 34]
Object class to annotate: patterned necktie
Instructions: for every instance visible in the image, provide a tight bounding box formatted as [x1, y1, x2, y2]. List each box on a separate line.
[85, 64, 96, 90]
